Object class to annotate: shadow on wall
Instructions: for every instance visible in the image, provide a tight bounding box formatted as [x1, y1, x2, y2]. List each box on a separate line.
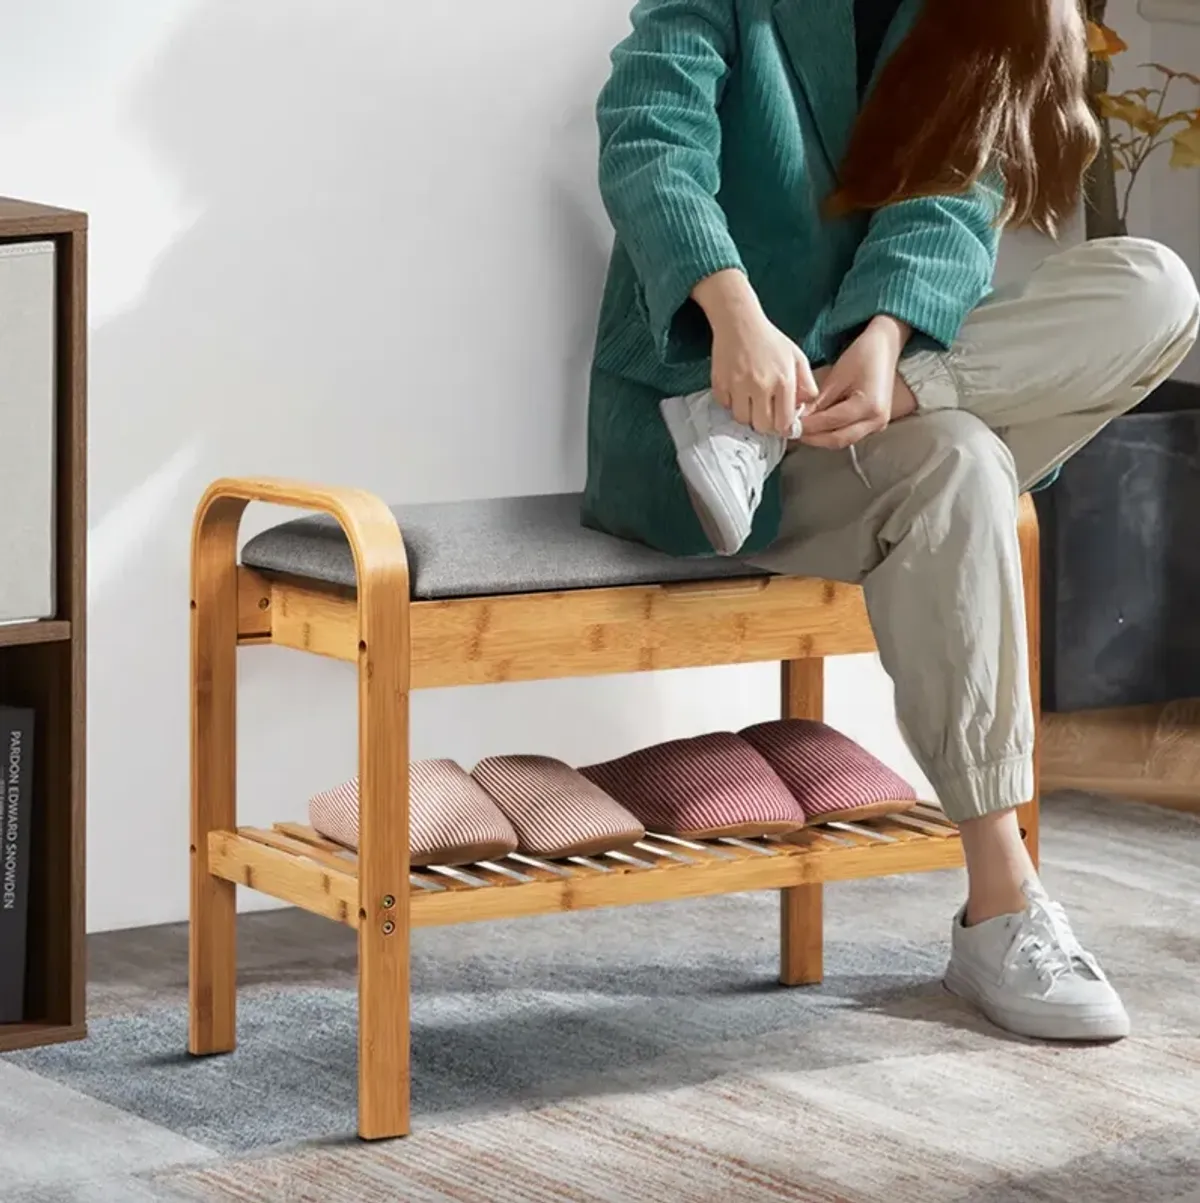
[88, 0, 616, 528]
[87, 0, 782, 931]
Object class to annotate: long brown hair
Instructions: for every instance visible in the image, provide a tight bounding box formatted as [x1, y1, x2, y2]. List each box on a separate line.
[830, 0, 1099, 235]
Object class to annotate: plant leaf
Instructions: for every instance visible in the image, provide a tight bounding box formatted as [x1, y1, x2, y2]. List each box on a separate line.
[1170, 123, 1200, 169]
[1098, 93, 1162, 133]
[1160, 108, 1199, 128]
[1087, 20, 1128, 59]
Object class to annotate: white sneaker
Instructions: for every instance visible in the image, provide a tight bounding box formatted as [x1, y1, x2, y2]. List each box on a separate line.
[660, 391, 794, 556]
[944, 885, 1130, 1042]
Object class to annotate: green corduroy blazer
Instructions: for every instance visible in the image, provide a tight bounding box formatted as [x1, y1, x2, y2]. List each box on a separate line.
[582, 0, 1004, 556]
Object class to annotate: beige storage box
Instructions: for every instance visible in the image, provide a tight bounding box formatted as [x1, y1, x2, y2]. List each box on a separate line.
[0, 240, 56, 623]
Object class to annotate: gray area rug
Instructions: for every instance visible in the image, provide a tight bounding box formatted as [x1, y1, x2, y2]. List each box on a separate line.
[4, 792, 1199, 1201]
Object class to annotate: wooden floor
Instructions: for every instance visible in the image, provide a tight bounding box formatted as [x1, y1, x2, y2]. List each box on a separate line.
[1042, 702, 1200, 813]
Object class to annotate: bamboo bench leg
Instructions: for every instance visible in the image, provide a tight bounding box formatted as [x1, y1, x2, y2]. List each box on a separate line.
[1017, 494, 1041, 868]
[356, 593, 412, 1140]
[780, 883, 824, 987]
[779, 658, 824, 986]
[190, 497, 241, 1056]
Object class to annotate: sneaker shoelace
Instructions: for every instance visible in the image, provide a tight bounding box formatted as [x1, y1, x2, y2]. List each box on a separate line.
[719, 425, 773, 507]
[1000, 895, 1105, 995]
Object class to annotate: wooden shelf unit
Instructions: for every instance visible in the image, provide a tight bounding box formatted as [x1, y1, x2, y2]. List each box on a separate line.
[0, 199, 87, 1054]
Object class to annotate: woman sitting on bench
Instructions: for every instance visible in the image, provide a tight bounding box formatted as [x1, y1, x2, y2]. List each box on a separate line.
[584, 0, 1200, 1041]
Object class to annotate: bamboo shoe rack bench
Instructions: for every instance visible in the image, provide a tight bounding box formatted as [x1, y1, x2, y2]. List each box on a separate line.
[189, 479, 1041, 1140]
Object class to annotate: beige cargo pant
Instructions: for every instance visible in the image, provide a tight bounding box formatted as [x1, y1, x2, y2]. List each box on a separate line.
[749, 237, 1200, 823]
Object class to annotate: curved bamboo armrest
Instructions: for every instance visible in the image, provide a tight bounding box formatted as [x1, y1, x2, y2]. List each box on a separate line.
[191, 476, 409, 605]
[190, 474, 411, 910]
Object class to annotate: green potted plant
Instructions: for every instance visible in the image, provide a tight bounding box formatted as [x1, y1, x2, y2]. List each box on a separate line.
[1038, 6, 1200, 714]
[1083, 6, 1200, 238]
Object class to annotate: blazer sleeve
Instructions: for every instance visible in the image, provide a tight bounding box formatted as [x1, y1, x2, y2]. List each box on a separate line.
[596, 0, 744, 363]
[818, 177, 1005, 354]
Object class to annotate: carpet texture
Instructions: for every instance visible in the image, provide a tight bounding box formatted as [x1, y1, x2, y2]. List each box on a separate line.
[4, 792, 1199, 1201]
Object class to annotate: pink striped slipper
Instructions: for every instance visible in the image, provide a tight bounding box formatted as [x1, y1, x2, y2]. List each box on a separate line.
[580, 733, 806, 839]
[309, 759, 519, 865]
[472, 756, 645, 858]
[740, 720, 918, 824]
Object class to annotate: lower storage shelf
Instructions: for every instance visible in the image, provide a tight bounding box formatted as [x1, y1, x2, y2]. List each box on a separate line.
[0, 1021, 86, 1054]
[207, 806, 963, 930]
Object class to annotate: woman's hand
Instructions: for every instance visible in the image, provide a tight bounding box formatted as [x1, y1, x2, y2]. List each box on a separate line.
[692, 270, 819, 436]
[800, 316, 917, 449]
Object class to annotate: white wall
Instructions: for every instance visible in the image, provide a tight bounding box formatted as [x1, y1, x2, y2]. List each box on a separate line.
[0, 1, 1189, 932]
[1127, 0, 1200, 379]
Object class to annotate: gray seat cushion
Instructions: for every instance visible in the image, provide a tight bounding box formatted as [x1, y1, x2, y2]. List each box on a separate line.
[241, 493, 768, 600]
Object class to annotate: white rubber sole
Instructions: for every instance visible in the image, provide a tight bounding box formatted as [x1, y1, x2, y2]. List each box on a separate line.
[944, 961, 1131, 1042]
[659, 394, 752, 556]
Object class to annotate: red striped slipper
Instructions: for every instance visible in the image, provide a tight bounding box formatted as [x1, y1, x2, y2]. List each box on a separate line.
[579, 733, 805, 839]
[740, 720, 918, 824]
[309, 759, 519, 865]
[472, 756, 645, 858]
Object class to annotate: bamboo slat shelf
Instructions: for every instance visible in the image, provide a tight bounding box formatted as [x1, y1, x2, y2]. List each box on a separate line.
[210, 806, 964, 931]
[189, 478, 1041, 1141]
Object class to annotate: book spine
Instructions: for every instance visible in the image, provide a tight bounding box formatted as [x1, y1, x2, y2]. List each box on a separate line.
[0, 706, 35, 1023]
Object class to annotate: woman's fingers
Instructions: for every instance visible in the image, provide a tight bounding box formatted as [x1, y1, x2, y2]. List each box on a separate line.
[801, 418, 883, 450]
[717, 352, 815, 435]
[728, 371, 798, 436]
[799, 389, 873, 435]
[769, 364, 799, 435]
[812, 369, 853, 414]
[723, 384, 786, 433]
[707, 318, 817, 437]
[795, 351, 820, 408]
[751, 382, 777, 435]
[727, 388, 751, 427]
[800, 389, 890, 448]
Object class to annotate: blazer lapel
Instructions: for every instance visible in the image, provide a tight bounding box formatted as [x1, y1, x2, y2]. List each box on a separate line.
[773, 0, 926, 172]
[864, 0, 925, 98]
[772, 0, 857, 175]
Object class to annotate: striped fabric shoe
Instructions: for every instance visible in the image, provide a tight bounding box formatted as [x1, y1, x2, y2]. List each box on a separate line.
[472, 756, 644, 858]
[740, 720, 918, 824]
[309, 759, 518, 866]
[581, 733, 805, 838]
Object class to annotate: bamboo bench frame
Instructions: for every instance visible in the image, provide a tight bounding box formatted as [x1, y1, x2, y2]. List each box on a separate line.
[189, 477, 1041, 1141]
